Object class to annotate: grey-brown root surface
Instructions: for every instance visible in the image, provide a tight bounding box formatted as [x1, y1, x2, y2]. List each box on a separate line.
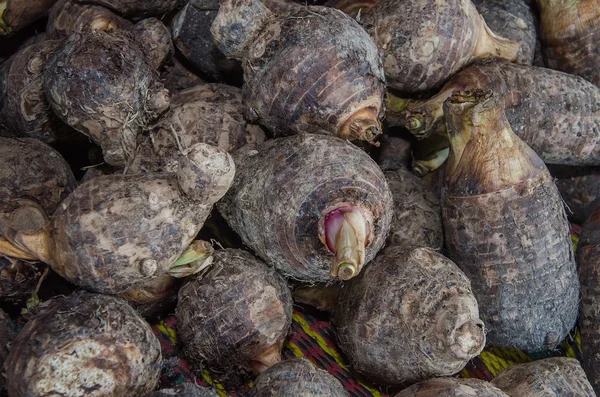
[144, 383, 218, 397]
[4, 291, 162, 397]
[218, 134, 393, 283]
[394, 377, 509, 396]
[554, 169, 600, 224]
[46, 0, 131, 39]
[334, 247, 485, 385]
[75, 0, 184, 17]
[252, 358, 348, 396]
[0, 0, 57, 35]
[43, 29, 169, 167]
[491, 357, 595, 396]
[176, 249, 292, 381]
[0, 308, 15, 392]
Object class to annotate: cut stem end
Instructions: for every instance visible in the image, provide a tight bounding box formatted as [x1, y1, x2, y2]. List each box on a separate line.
[168, 240, 214, 278]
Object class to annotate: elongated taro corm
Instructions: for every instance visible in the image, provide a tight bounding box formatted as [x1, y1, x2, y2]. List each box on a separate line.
[218, 134, 393, 282]
[130, 83, 266, 174]
[334, 246, 485, 385]
[392, 60, 600, 166]
[211, 0, 386, 145]
[394, 378, 509, 397]
[0, 144, 234, 299]
[46, 0, 131, 39]
[442, 90, 579, 351]
[491, 358, 595, 396]
[74, 0, 184, 17]
[0, 308, 15, 392]
[538, 0, 600, 86]
[145, 384, 218, 397]
[252, 358, 348, 396]
[4, 292, 162, 397]
[43, 29, 170, 167]
[176, 249, 292, 379]
[0, 0, 57, 36]
[359, 0, 519, 93]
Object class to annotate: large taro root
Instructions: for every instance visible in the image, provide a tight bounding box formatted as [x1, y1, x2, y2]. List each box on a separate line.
[491, 358, 595, 396]
[212, 0, 386, 145]
[252, 358, 348, 397]
[130, 83, 266, 174]
[0, 308, 15, 392]
[359, 0, 519, 93]
[0, 40, 75, 143]
[43, 29, 170, 167]
[218, 135, 393, 283]
[0, 0, 57, 36]
[395, 378, 509, 397]
[333, 247, 485, 385]
[0, 137, 76, 214]
[75, 0, 184, 18]
[442, 90, 579, 351]
[176, 249, 293, 379]
[538, 0, 600, 86]
[46, 0, 131, 39]
[472, 0, 536, 65]
[145, 384, 218, 397]
[391, 60, 600, 166]
[0, 144, 234, 300]
[4, 292, 162, 397]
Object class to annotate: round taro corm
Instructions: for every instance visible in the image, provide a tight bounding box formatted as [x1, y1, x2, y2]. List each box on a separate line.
[252, 358, 348, 396]
[176, 249, 293, 379]
[4, 291, 162, 397]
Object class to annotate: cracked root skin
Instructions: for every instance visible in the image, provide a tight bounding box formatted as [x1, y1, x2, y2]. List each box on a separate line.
[75, 0, 184, 17]
[491, 357, 595, 396]
[176, 249, 292, 382]
[145, 384, 218, 397]
[130, 84, 265, 174]
[4, 292, 162, 397]
[43, 30, 169, 167]
[252, 358, 348, 397]
[334, 247, 485, 385]
[218, 134, 393, 283]
[394, 377, 509, 397]
[0, 308, 15, 392]
[0, 137, 76, 214]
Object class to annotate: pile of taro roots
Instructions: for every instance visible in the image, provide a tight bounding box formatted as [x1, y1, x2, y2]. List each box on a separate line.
[2, 0, 600, 396]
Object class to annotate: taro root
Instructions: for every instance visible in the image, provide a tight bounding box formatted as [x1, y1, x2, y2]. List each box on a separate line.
[334, 246, 485, 385]
[176, 249, 293, 378]
[4, 292, 162, 397]
[441, 90, 579, 351]
[159, 57, 206, 94]
[43, 29, 170, 167]
[145, 384, 218, 397]
[0, 144, 234, 299]
[0, 137, 76, 214]
[395, 378, 509, 397]
[211, 0, 386, 145]
[491, 358, 595, 396]
[130, 83, 266, 174]
[0, 308, 14, 393]
[575, 205, 600, 393]
[391, 60, 600, 166]
[252, 358, 348, 396]
[553, 168, 600, 224]
[171, 0, 242, 82]
[359, 0, 519, 93]
[383, 168, 443, 251]
[472, 0, 536, 65]
[538, 0, 600, 86]
[0, 0, 57, 36]
[218, 134, 393, 282]
[0, 40, 75, 143]
[75, 0, 185, 18]
[410, 133, 450, 176]
[46, 0, 131, 39]
[118, 273, 183, 319]
[132, 18, 175, 70]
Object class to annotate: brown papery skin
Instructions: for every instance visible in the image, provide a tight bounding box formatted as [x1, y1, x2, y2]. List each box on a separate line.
[0, 0, 57, 36]
[442, 91, 579, 351]
[360, 0, 519, 93]
[130, 83, 266, 174]
[43, 30, 170, 167]
[46, 0, 131, 39]
[395, 60, 600, 166]
[575, 206, 600, 394]
[212, 0, 385, 144]
[4, 292, 162, 397]
[491, 357, 595, 396]
[0, 308, 15, 392]
[472, 0, 536, 65]
[395, 378, 509, 397]
[252, 358, 348, 396]
[0, 40, 74, 143]
[334, 246, 485, 385]
[74, 0, 185, 17]
[538, 0, 600, 86]
[176, 249, 293, 382]
[0, 137, 76, 214]
[218, 134, 393, 283]
[145, 384, 218, 397]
